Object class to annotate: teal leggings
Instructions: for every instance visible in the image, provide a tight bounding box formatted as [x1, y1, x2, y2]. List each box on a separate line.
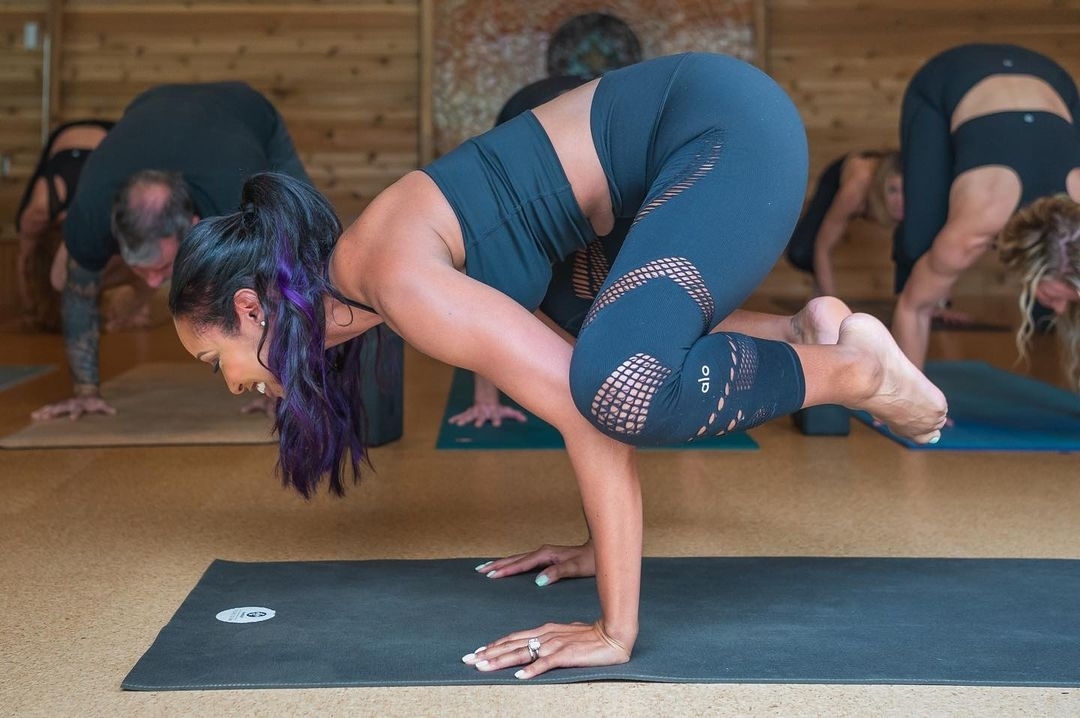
[569, 53, 809, 444]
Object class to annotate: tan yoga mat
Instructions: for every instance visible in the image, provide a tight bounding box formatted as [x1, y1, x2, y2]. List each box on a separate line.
[0, 362, 274, 449]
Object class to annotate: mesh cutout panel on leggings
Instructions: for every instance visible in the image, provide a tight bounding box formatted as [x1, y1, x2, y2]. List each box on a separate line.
[633, 133, 723, 228]
[590, 353, 672, 436]
[572, 240, 611, 300]
[583, 257, 715, 329]
[583, 132, 723, 331]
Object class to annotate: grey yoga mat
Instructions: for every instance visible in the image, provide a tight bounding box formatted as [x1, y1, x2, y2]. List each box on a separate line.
[0, 364, 53, 392]
[123, 557, 1080, 689]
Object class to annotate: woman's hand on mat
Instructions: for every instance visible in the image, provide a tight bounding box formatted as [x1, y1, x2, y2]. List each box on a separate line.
[462, 619, 631, 678]
[474, 542, 595, 586]
[31, 395, 117, 421]
[241, 395, 277, 417]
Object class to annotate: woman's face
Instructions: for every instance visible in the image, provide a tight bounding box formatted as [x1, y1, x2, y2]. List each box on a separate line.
[1034, 276, 1080, 315]
[884, 173, 904, 222]
[174, 313, 282, 399]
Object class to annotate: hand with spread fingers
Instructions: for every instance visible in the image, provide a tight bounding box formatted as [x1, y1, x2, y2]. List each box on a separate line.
[448, 374, 527, 428]
[31, 395, 117, 421]
[461, 620, 631, 679]
[447, 401, 527, 428]
[473, 542, 595, 588]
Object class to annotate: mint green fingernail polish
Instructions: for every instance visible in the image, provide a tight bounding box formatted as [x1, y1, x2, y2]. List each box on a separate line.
[475, 561, 492, 572]
[486, 570, 498, 578]
[534, 574, 549, 587]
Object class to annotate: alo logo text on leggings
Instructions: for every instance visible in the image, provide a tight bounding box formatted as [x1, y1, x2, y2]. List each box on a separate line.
[698, 364, 711, 393]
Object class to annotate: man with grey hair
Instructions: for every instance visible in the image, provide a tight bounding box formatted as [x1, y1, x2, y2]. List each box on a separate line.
[110, 169, 196, 285]
[32, 81, 310, 420]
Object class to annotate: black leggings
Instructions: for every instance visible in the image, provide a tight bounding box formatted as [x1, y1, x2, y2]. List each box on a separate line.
[569, 54, 808, 445]
[14, 119, 113, 230]
[785, 156, 846, 274]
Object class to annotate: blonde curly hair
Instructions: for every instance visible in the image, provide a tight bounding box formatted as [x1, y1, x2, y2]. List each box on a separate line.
[998, 194, 1080, 391]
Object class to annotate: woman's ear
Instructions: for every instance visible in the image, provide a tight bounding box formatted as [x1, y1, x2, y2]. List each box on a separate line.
[232, 288, 263, 326]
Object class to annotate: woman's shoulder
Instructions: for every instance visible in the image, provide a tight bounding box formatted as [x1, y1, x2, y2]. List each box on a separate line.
[363, 171, 446, 228]
[835, 154, 877, 197]
[355, 171, 465, 267]
[843, 153, 879, 178]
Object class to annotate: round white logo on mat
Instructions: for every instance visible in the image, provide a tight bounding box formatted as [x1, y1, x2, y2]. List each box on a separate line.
[215, 606, 276, 624]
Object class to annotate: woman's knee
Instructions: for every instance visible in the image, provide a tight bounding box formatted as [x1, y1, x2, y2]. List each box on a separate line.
[569, 342, 678, 443]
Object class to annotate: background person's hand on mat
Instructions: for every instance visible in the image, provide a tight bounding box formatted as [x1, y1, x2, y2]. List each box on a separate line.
[474, 541, 595, 586]
[462, 619, 631, 679]
[31, 394, 117, 421]
[448, 374, 527, 428]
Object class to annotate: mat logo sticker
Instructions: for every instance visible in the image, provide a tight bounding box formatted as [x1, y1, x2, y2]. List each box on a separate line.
[215, 606, 276, 624]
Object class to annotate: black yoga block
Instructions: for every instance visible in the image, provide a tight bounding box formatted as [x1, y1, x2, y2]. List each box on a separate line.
[792, 405, 850, 436]
[360, 325, 405, 446]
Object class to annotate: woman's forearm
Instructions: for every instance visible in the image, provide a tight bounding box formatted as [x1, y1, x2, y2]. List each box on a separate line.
[472, 373, 500, 404]
[812, 241, 838, 297]
[892, 231, 980, 369]
[380, 261, 644, 644]
[563, 426, 642, 646]
[892, 295, 933, 369]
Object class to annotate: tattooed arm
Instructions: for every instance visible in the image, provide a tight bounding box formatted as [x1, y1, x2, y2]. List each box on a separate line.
[30, 256, 116, 420]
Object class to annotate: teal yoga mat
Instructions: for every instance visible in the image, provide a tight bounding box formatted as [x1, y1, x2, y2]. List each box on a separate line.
[0, 364, 53, 391]
[437, 369, 757, 450]
[854, 361, 1080, 451]
[123, 556, 1080, 690]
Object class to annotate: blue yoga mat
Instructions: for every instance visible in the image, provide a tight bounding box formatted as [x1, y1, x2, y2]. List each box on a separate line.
[123, 556, 1080, 690]
[854, 361, 1080, 451]
[0, 364, 53, 392]
[437, 369, 757, 450]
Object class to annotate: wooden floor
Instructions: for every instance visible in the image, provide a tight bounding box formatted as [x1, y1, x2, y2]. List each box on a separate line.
[2, 293, 1079, 717]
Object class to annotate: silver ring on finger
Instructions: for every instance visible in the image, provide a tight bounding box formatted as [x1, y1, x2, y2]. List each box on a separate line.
[527, 637, 541, 662]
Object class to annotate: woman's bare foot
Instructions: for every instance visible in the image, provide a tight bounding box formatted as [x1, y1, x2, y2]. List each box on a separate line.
[791, 296, 852, 345]
[838, 313, 948, 444]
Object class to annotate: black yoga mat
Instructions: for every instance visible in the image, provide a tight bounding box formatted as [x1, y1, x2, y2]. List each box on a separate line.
[124, 556, 1080, 690]
[437, 369, 757, 450]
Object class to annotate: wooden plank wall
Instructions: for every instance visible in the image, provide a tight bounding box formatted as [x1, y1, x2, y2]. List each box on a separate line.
[1, 1, 46, 307]
[0, 0, 420, 310]
[2, 1, 1080, 310]
[763, 0, 1080, 300]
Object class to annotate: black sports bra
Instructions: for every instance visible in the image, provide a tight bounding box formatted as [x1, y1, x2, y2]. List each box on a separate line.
[952, 111, 1080, 206]
[323, 250, 378, 315]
